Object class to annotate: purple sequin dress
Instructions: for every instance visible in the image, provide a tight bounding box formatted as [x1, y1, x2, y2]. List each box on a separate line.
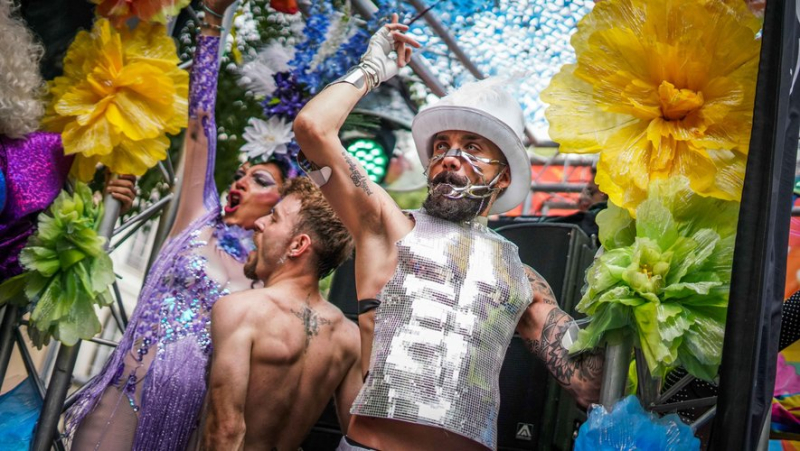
[0, 132, 72, 281]
[66, 36, 254, 451]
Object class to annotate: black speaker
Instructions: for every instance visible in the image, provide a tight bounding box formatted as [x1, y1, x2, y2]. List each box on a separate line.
[328, 254, 358, 317]
[493, 223, 596, 451]
[494, 223, 595, 314]
[497, 336, 549, 449]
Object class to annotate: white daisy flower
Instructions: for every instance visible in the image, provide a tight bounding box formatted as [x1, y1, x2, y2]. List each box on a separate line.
[241, 117, 294, 162]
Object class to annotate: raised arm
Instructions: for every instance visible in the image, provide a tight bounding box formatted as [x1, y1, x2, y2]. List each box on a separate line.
[294, 16, 421, 377]
[293, 14, 419, 243]
[516, 267, 604, 408]
[203, 294, 253, 451]
[168, 0, 232, 237]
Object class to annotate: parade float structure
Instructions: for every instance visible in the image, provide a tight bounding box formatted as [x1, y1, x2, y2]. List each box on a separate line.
[0, 0, 797, 450]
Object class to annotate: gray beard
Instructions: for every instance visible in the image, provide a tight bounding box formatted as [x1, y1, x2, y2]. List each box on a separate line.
[423, 172, 485, 222]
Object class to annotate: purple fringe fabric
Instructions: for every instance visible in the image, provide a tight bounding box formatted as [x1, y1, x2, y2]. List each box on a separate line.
[0, 132, 72, 280]
[133, 338, 209, 450]
[64, 210, 220, 449]
[65, 35, 225, 451]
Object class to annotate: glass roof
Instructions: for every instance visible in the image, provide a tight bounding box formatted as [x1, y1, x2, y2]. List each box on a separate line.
[399, 0, 594, 142]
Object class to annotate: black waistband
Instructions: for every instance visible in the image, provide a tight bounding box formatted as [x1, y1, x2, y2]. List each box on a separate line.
[357, 298, 381, 315]
[345, 436, 380, 451]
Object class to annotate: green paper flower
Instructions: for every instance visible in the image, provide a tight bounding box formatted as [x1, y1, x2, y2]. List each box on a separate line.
[0, 182, 114, 348]
[571, 176, 738, 381]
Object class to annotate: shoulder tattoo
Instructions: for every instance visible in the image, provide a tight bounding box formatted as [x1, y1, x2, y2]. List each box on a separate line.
[291, 305, 333, 349]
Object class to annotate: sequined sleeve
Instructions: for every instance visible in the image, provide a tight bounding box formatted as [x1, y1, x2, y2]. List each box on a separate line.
[190, 35, 222, 212]
[168, 36, 222, 238]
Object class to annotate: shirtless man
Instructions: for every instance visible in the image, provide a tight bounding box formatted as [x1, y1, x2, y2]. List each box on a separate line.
[202, 177, 361, 450]
[294, 14, 603, 451]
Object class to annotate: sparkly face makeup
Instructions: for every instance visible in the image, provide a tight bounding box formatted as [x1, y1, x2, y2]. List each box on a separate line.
[223, 162, 284, 230]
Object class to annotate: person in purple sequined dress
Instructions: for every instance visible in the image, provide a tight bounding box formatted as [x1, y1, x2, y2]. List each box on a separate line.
[65, 1, 293, 449]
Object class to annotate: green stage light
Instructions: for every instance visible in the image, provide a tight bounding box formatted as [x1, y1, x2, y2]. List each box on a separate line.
[345, 138, 390, 183]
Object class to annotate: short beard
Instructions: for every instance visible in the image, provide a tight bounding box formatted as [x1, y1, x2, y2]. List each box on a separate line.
[243, 251, 258, 281]
[423, 172, 485, 222]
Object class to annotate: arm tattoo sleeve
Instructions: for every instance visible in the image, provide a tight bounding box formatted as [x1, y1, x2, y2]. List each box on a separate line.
[524, 308, 604, 388]
[525, 266, 557, 306]
[342, 151, 373, 196]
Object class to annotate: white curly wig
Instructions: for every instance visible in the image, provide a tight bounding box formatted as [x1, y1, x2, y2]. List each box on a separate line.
[0, 0, 46, 139]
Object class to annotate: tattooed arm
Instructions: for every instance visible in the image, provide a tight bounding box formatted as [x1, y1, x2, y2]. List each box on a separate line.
[516, 266, 603, 407]
[293, 18, 414, 243]
[294, 18, 418, 376]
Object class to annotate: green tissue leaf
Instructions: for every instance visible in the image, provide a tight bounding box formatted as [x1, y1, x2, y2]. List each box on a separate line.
[573, 176, 738, 381]
[9, 182, 115, 347]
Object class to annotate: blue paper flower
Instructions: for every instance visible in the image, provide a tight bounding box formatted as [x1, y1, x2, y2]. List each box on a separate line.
[575, 396, 700, 451]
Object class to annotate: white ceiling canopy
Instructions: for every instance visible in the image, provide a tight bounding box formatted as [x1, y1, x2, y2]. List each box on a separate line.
[397, 0, 593, 142]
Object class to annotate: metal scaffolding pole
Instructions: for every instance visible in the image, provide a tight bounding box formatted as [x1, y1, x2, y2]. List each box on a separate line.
[599, 330, 633, 407]
[30, 342, 78, 451]
[530, 182, 586, 193]
[407, 0, 484, 79]
[350, 0, 449, 97]
[0, 304, 19, 384]
[31, 191, 121, 451]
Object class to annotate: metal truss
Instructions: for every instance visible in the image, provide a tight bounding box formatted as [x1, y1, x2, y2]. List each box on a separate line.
[600, 335, 717, 444]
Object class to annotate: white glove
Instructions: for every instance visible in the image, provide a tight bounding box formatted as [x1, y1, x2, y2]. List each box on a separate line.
[360, 27, 398, 88]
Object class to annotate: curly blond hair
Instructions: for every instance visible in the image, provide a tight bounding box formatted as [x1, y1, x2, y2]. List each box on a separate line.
[0, 0, 45, 138]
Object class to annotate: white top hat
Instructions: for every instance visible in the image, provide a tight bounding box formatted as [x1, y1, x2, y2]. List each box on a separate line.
[411, 78, 531, 215]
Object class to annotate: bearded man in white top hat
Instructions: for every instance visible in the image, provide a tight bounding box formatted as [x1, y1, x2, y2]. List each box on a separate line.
[294, 14, 603, 451]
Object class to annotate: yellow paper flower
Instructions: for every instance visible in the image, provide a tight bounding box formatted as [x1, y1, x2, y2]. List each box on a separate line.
[92, 0, 191, 28]
[42, 19, 188, 180]
[541, 0, 761, 214]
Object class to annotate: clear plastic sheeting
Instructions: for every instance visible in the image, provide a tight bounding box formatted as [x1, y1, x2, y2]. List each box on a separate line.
[574, 395, 700, 451]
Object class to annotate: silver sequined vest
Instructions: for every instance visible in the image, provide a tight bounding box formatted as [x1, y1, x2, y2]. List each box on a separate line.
[350, 210, 532, 450]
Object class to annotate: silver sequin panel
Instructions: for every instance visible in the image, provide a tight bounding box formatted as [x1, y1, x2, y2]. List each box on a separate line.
[351, 210, 532, 449]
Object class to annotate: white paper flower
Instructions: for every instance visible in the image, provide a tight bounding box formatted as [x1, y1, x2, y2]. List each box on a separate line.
[241, 117, 294, 162]
[237, 43, 296, 97]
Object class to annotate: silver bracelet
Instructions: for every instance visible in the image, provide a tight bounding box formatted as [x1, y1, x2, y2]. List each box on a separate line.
[360, 63, 381, 91]
[328, 64, 378, 93]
